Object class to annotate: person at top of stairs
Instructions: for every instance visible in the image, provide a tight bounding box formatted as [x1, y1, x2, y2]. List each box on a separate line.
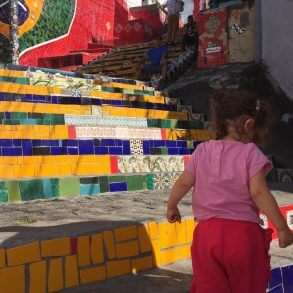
[134, 36, 168, 82]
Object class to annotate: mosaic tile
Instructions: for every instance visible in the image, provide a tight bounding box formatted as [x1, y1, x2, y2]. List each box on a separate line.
[19, 180, 44, 201]
[0, 181, 8, 202]
[80, 184, 100, 196]
[59, 178, 80, 197]
[152, 173, 181, 190]
[117, 156, 185, 173]
[130, 140, 143, 155]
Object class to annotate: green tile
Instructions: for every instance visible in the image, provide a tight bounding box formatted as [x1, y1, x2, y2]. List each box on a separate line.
[53, 115, 65, 125]
[99, 176, 109, 193]
[0, 182, 8, 203]
[19, 180, 44, 201]
[50, 179, 59, 197]
[2, 119, 20, 125]
[11, 112, 28, 119]
[19, 118, 38, 125]
[147, 119, 157, 127]
[59, 178, 80, 196]
[127, 175, 144, 191]
[161, 119, 171, 128]
[146, 174, 155, 190]
[187, 141, 193, 148]
[43, 179, 53, 199]
[161, 147, 168, 155]
[170, 119, 178, 129]
[7, 181, 21, 202]
[109, 176, 127, 183]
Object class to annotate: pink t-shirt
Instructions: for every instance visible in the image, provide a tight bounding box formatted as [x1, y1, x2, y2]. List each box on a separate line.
[185, 140, 272, 224]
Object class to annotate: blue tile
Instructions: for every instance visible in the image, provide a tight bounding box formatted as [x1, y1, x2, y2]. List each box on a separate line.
[0, 140, 12, 147]
[168, 148, 179, 155]
[80, 184, 100, 196]
[94, 147, 108, 155]
[5, 112, 11, 119]
[153, 140, 165, 147]
[109, 182, 127, 192]
[26, 94, 33, 101]
[32, 140, 43, 147]
[51, 96, 58, 104]
[166, 141, 177, 147]
[269, 268, 283, 290]
[180, 149, 190, 155]
[42, 140, 59, 147]
[2, 147, 22, 156]
[177, 141, 187, 148]
[122, 141, 130, 154]
[79, 140, 94, 155]
[62, 140, 78, 147]
[143, 141, 150, 155]
[282, 265, 293, 291]
[268, 285, 284, 293]
[115, 140, 123, 147]
[51, 147, 64, 155]
[101, 139, 116, 147]
[12, 140, 22, 147]
[109, 147, 123, 155]
[67, 147, 78, 155]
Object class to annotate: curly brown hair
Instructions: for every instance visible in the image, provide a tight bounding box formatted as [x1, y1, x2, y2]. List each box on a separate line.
[210, 90, 275, 146]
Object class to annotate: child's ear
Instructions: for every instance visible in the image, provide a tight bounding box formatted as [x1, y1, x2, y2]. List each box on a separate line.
[244, 118, 255, 132]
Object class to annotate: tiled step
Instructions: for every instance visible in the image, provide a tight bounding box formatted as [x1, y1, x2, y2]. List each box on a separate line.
[0, 154, 189, 180]
[0, 172, 183, 202]
[1, 112, 206, 130]
[0, 138, 200, 156]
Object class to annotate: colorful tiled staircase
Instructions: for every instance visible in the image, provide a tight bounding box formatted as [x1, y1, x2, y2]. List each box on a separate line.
[0, 64, 212, 203]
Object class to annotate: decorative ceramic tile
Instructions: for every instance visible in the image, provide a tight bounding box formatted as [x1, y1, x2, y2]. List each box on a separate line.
[260, 214, 268, 229]
[130, 140, 143, 155]
[92, 106, 104, 117]
[287, 210, 293, 230]
[118, 156, 185, 173]
[153, 173, 180, 189]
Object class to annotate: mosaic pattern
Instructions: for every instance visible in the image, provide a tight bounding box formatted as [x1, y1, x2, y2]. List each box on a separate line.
[147, 173, 181, 190]
[19, 0, 76, 53]
[118, 156, 185, 173]
[267, 265, 293, 293]
[130, 140, 143, 155]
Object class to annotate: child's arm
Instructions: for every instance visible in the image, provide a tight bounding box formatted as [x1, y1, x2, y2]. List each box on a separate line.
[249, 170, 293, 248]
[166, 171, 195, 223]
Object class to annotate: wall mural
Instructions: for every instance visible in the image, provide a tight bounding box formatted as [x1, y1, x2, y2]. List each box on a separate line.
[0, 0, 76, 62]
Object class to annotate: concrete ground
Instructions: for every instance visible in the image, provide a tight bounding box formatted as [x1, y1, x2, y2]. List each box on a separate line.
[0, 183, 292, 292]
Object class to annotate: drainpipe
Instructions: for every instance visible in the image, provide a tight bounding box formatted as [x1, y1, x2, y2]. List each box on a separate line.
[10, 0, 19, 64]
[255, 0, 262, 63]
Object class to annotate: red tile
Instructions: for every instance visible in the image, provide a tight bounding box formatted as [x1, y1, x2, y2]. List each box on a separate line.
[161, 129, 166, 140]
[70, 237, 77, 254]
[68, 126, 76, 139]
[110, 156, 118, 174]
[184, 156, 190, 166]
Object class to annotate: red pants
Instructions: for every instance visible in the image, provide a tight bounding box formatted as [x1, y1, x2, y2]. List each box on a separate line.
[190, 218, 272, 293]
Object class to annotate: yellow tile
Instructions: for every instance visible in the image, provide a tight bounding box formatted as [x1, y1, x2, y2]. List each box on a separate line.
[148, 221, 159, 239]
[102, 231, 116, 259]
[76, 163, 99, 176]
[0, 249, 5, 268]
[65, 256, 79, 289]
[131, 256, 153, 274]
[0, 166, 13, 179]
[160, 247, 180, 266]
[0, 265, 25, 293]
[116, 241, 139, 258]
[175, 221, 187, 245]
[48, 258, 63, 292]
[41, 237, 70, 257]
[36, 164, 59, 177]
[138, 225, 152, 253]
[114, 225, 137, 242]
[59, 164, 73, 176]
[158, 222, 177, 249]
[177, 245, 191, 260]
[185, 218, 196, 243]
[151, 239, 161, 267]
[13, 164, 35, 178]
[91, 234, 104, 264]
[7, 242, 40, 266]
[77, 236, 90, 267]
[29, 261, 46, 293]
[0, 157, 18, 164]
[106, 259, 131, 279]
[80, 265, 106, 284]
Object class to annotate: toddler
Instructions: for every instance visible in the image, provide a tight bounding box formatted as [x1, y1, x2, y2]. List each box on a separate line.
[166, 90, 293, 293]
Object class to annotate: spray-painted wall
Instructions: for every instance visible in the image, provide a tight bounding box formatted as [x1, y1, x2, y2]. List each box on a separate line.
[261, 0, 293, 100]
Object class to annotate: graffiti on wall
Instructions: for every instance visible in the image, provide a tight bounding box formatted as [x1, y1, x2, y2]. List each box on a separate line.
[228, 3, 255, 63]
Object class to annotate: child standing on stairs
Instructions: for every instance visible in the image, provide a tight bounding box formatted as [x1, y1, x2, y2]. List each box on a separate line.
[166, 90, 293, 293]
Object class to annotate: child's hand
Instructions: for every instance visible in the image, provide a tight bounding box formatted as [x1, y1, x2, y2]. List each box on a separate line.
[278, 228, 293, 248]
[166, 206, 181, 223]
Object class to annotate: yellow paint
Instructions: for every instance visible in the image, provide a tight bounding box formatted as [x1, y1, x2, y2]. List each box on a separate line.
[7, 242, 40, 266]
[116, 241, 139, 258]
[131, 256, 153, 273]
[186, 218, 196, 243]
[65, 256, 79, 288]
[102, 231, 116, 259]
[29, 261, 46, 293]
[151, 239, 161, 267]
[0, 249, 5, 268]
[114, 225, 137, 242]
[158, 222, 177, 249]
[77, 236, 91, 267]
[41, 237, 71, 257]
[175, 221, 187, 245]
[80, 266, 106, 284]
[106, 260, 131, 279]
[160, 247, 180, 266]
[0, 265, 25, 293]
[91, 234, 104, 264]
[138, 225, 152, 253]
[48, 258, 64, 292]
